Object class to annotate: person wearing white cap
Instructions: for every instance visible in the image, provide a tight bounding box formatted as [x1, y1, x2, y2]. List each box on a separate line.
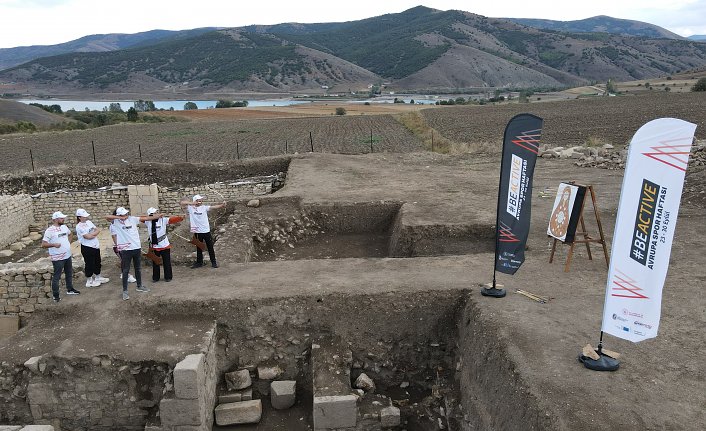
[109, 208, 137, 284]
[144, 207, 184, 282]
[41, 211, 80, 302]
[75, 208, 109, 288]
[106, 207, 162, 300]
[179, 194, 226, 268]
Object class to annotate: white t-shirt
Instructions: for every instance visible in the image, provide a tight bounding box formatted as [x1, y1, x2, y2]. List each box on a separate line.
[76, 220, 100, 249]
[188, 205, 211, 233]
[43, 224, 72, 261]
[145, 216, 171, 249]
[111, 216, 142, 251]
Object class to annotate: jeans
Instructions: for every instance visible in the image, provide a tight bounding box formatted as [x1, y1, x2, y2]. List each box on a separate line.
[152, 248, 172, 281]
[120, 248, 142, 291]
[195, 232, 216, 265]
[51, 257, 74, 299]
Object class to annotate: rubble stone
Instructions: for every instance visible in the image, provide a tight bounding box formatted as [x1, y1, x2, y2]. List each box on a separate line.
[225, 369, 251, 391]
[380, 406, 401, 427]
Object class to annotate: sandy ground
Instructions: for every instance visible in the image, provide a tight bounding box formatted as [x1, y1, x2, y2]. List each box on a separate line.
[1, 152, 704, 430]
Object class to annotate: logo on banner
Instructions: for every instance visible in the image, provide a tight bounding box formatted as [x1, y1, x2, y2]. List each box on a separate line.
[511, 129, 541, 154]
[506, 154, 527, 219]
[630, 179, 669, 269]
[497, 221, 520, 243]
[642, 139, 692, 172]
[611, 269, 649, 299]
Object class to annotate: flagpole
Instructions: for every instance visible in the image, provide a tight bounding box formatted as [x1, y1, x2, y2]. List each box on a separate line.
[482, 117, 511, 299]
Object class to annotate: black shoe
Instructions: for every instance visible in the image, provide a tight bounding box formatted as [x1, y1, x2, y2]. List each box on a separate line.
[164, 279, 172, 282]
[153, 279, 160, 283]
[191, 262, 203, 269]
[211, 262, 219, 268]
[53, 297, 60, 303]
[67, 289, 81, 295]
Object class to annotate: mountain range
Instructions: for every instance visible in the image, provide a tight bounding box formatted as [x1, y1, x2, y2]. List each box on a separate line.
[1, 6, 705, 95]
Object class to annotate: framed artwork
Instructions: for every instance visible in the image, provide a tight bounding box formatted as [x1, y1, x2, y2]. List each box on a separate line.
[547, 183, 586, 243]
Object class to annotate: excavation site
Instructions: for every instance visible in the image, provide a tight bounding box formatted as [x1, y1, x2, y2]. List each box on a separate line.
[1, 152, 704, 431]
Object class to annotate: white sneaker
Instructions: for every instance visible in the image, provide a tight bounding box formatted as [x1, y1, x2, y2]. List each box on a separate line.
[86, 278, 100, 288]
[95, 275, 110, 284]
[128, 274, 137, 283]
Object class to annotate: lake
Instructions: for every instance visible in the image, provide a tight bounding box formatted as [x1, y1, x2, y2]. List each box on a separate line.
[17, 99, 312, 111]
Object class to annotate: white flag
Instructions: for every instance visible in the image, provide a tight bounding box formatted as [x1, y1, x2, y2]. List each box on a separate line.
[601, 118, 696, 342]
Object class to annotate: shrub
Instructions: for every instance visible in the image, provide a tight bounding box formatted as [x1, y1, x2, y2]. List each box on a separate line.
[692, 77, 706, 92]
[335, 107, 347, 116]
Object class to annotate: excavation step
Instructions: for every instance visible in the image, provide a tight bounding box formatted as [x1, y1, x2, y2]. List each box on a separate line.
[312, 335, 357, 429]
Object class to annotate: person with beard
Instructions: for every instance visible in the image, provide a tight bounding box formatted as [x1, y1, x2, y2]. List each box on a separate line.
[41, 211, 80, 302]
[75, 208, 109, 288]
[144, 207, 184, 282]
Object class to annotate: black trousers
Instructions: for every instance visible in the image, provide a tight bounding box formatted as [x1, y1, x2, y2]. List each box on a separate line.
[80, 244, 102, 277]
[152, 248, 172, 281]
[120, 248, 142, 291]
[195, 232, 216, 264]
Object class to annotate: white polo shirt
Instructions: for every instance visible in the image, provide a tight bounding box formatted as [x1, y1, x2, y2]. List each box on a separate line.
[188, 205, 211, 233]
[76, 220, 100, 249]
[43, 224, 72, 261]
[111, 216, 142, 251]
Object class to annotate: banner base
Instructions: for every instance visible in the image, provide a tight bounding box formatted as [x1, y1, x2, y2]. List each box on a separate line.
[481, 287, 506, 298]
[578, 351, 620, 372]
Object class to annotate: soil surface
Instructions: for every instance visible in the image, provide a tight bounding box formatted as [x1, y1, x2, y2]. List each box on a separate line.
[1, 152, 704, 430]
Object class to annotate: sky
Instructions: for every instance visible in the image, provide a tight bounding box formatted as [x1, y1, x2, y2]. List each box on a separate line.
[1, 0, 705, 49]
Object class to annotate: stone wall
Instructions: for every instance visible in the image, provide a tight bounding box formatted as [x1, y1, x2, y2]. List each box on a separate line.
[152, 323, 217, 431]
[17, 356, 169, 431]
[0, 195, 33, 249]
[0, 261, 81, 322]
[30, 187, 129, 230]
[28, 176, 277, 229]
[157, 177, 275, 215]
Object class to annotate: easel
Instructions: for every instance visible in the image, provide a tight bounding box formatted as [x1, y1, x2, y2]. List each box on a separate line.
[549, 184, 609, 272]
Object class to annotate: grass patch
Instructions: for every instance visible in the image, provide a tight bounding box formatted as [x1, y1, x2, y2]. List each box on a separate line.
[395, 111, 500, 155]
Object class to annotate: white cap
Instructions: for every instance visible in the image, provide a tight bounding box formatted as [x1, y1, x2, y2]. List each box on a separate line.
[147, 207, 158, 215]
[52, 211, 67, 219]
[115, 207, 129, 216]
[76, 208, 90, 217]
[193, 194, 205, 202]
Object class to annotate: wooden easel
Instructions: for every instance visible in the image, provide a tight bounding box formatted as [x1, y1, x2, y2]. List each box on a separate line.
[549, 184, 609, 272]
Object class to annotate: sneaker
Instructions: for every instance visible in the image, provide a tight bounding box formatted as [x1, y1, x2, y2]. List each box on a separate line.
[95, 275, 110, 284]
[128, 274, 137, 283]
[53, 297, 60, 303]
[136, 285, 150, 293]
[67, 289, 81, 295]
[211, 262, 219, 268]
[86, 279, 100, 288]
[164, 279, 172, 282]
[191, 262, 203, 269]
[122, 291, 129, 300]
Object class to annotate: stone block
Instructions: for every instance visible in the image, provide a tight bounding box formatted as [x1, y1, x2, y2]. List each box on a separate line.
[0, 314, 19, 339]
[240, 387, 253, 401]
[159, 398, 202, 427]
[271, 380, 296, 410]
[218, 393, 241, 404]
[380, 406, 401, 427]
[214, 400, 262, 426]
[19, 426, 55, 431]
[313, 395, 357, 429]
[0, 426, 22, 430]
[174, 354, 205, 399]
[225, 369, 251, 391]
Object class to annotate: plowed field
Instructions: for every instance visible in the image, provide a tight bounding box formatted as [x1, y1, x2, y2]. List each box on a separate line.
[422, 92, 706, 149]
[0, 115, 423, 173]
